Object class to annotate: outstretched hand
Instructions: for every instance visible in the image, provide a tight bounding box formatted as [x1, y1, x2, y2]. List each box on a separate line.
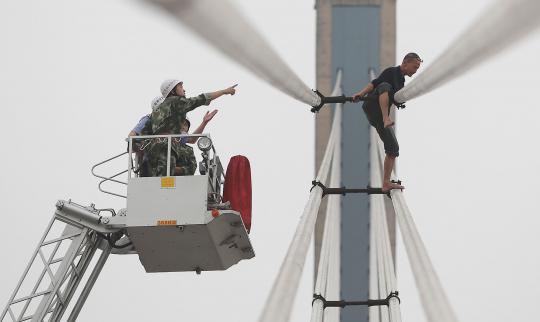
[203, 110, 218, 123]
[223, 84, 238, 95]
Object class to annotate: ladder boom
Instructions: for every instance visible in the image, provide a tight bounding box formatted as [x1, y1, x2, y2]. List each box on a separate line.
[1, 201, 121, 322]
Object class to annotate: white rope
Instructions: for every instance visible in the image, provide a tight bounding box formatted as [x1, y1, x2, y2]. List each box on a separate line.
[145, 0, 321, 107]
[394, 0, 540, 103]
[311, 102, 342, 322]
[257, 71, 342, 322]
[374, 142, 458, 322]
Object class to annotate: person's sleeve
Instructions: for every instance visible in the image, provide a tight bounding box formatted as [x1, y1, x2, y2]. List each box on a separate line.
[132, 115, 150, 135]
[168, 94, 210, 115]
[371, 68, 391, 88]
[183, 93, 212, 113]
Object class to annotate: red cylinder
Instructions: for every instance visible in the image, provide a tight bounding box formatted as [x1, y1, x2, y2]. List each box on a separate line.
[222, 155, 252, 233]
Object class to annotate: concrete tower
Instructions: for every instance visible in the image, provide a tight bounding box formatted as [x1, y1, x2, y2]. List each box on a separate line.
[315, 1, 396, 321]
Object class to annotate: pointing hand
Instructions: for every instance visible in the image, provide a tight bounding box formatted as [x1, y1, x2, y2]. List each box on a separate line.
[224, 84, 238, 95]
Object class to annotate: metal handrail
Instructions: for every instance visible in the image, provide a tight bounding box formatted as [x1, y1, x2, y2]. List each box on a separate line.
[97, 170, 128, 199]
[128, 133, 210, 140]
[91, 133, 222, 200]
[127, 133, 215, 179]
[91, 151, 128, 199]
[91, 151, 128, 185]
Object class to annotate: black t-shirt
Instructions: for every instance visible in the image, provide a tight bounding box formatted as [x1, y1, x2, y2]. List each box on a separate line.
[371, 66, 405, 95]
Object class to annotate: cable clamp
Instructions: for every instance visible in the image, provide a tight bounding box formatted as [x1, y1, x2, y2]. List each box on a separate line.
[311, 90, 326, 113]
[313, 291, 400, 309]
[382, 180, 404, 199]
[312, 293, 326, 306]
[395, 101, 406, 109]
[311, 180, 389, 197]
[311, 180, 326, 192]
[386, 291, 401, 304]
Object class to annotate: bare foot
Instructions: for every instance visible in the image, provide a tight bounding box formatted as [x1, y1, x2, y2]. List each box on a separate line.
[382, 181, 404, 193]
[383, 118, 395, 128]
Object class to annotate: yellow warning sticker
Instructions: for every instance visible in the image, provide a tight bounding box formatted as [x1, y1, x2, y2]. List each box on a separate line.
[157, 220, 177, 226]
[161, 177, 176, 188]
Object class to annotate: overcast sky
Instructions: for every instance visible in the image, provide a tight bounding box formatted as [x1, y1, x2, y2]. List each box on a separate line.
[1, 1, 539, 321]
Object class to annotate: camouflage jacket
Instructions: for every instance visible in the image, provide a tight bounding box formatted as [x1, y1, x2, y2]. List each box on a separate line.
[146, 139, 197, 177]
[174, 143, 197, 176]
[151, 94, 211, 135]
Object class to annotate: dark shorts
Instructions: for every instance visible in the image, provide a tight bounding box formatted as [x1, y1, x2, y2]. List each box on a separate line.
[362, 82, 399, 157]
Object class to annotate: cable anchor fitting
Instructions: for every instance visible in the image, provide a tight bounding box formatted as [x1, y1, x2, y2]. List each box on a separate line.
[311, 90, 379, 112]
[311, 90, 353, 113]
[395, 101, 406, 109]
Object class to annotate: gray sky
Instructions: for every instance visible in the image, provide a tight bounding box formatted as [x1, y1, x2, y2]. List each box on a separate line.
[0, 0, 539, 321]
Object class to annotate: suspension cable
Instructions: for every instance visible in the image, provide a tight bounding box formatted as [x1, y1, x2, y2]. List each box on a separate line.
[368, 68, 383, 322]
[370, 128, 402, 322]
[311, 101, 342, 322]
[378, 208, 401, 322]
[369, 194, 381, 322]
[395, 0, 540, 103]
[375, 142, 459, 322]
[257, 71, 342, 322]
[323, 186, 341, 322]
[145, 0, 321, 107]
[324, 147, 342, 322]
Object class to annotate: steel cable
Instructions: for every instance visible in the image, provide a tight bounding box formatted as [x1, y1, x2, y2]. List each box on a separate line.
[374, 142, 458, 322]
[310, 102, 342, 322]
[395, 0, 540, 103]
[323, 149, 342, 322]
[370, 128, 402, 322]
[257, 71, 342, 322]
[145, 0, 321, 106]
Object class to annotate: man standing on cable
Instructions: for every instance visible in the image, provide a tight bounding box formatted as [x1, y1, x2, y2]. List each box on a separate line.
[352, 53, 422, 192]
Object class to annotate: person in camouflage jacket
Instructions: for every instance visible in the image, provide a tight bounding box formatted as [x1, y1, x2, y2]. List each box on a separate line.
[147, 118, 196, 177]
[147, 79, 236, 177]
[146, 137, 197, 177]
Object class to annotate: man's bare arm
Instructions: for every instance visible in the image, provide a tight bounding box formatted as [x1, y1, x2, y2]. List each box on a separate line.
[352, 83, 374, 102]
